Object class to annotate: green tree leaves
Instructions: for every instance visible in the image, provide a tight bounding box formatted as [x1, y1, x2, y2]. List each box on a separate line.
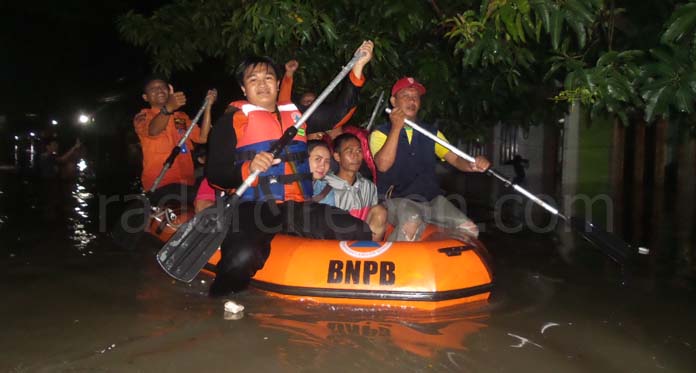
[640, 44, 696, 122]
[661, 2, 696, 44]
[558, 50, 643, 125]
[447, 0, 696, 129]
[118, 0, 488, 138]
[118, 0, 238, 75]
[118, 0, 696, 137]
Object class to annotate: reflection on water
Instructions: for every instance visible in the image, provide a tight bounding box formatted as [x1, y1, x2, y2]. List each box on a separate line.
[2, 147, 98, 258]
[249, 300, 489, 361]
[28, 142, 35, 169]
[13, 144, 19, 167]
[67, 159, 97, 253]
[1, 142, 695, 372]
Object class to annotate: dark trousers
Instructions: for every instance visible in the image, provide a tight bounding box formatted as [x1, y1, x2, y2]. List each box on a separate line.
[209, 200, 373, 296]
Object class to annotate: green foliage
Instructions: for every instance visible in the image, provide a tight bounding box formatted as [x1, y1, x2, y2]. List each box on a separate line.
[661, 2, 696, 45]
[118, 0, 238, 74]
[118, 0, 495, 140]
[642, 1, 696, 133]
[118, 0, 696, 137]
[443, 0, 696, 133]
[640, 44, 696, 122]
[547, 1, 696, 129]
[560, 50, 644, 125]
[442, 0, 606, 130]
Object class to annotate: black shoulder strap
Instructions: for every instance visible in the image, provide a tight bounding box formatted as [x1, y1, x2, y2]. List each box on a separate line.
[224, 105, 239, 114]
[311, 183, 333, 202]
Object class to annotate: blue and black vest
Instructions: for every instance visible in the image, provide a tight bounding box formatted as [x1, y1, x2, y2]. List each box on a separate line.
[375, 122, 442, 201]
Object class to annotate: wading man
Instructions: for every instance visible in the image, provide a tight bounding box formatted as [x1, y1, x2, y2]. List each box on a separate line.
[205, 41, 375, 296]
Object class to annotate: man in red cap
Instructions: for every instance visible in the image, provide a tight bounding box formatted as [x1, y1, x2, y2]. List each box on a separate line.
[369, 77, 490, 241]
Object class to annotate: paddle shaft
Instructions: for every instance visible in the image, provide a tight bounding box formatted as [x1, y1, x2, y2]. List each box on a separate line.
[150, 95, 212, 193]
[385, 112, 635, 264]
[383, 109, 635, 264]
[365, 91, 385, 131]
[384, 108, 564, 219]
[156, 52, 368, 282]
[235, 52, 365, 197]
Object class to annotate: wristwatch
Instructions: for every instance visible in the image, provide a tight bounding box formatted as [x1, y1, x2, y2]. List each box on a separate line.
[160, 106, 173, 116]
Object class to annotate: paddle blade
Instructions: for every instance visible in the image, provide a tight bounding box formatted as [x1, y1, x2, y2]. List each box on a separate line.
[156, 206, 232, 282]
[570, 217, 633, 264]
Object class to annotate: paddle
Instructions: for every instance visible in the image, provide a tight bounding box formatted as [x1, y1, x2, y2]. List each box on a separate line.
[365, 90, 385, 131]
[384, 108, 634, 264]
[156, 52, 367, 282]
[150, 92, 215, 192]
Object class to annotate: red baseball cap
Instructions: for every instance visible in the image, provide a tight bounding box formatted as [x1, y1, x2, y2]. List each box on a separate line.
[391, 77, 426, 97]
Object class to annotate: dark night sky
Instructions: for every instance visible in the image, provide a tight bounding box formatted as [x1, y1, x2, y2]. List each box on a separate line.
[1, 1, 168, 133]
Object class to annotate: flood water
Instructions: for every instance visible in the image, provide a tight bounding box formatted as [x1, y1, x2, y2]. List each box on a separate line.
[1, 146, 695, 372]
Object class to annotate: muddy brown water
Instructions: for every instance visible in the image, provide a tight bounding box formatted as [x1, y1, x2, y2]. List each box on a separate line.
[1, 160, 695, 372]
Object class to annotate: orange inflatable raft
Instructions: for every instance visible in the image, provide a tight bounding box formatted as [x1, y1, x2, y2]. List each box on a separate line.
[148, 206, 493, 310]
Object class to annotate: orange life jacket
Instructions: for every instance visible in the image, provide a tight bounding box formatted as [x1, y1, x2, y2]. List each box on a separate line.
[229, 100, 312, 202]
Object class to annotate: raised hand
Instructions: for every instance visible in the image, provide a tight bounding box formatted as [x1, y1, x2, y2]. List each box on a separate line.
[285, 60, 299, 78]
[355, 40, 374, 66]
[165, 84, 187, 112]
[206, 89, 218, 105]
[352, 40, 374, 79]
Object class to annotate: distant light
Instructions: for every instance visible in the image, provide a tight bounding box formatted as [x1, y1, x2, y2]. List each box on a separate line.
[77, 159, 87, 172]
[14, 135, 19, 140]
[78, 114, 90, 124]
[51, 119, 59, 125]
[29, 132, 36, 137]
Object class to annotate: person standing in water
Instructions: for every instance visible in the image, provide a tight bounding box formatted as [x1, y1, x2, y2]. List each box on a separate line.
[205, 41, 375, 296]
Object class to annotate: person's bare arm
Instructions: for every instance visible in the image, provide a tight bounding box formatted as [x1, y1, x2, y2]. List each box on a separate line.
[301, 41, 374, 133]
[444, 152, 490, 173]
[373, 107, 406, 172]
[197, 89, 218, 143]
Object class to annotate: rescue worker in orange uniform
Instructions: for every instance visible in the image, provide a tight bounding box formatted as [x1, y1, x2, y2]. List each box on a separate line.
[134, 76, 217, 205]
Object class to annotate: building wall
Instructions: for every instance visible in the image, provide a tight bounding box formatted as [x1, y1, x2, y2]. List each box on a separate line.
[491, 121, 552, 194]
[561, 104, 616, 229]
